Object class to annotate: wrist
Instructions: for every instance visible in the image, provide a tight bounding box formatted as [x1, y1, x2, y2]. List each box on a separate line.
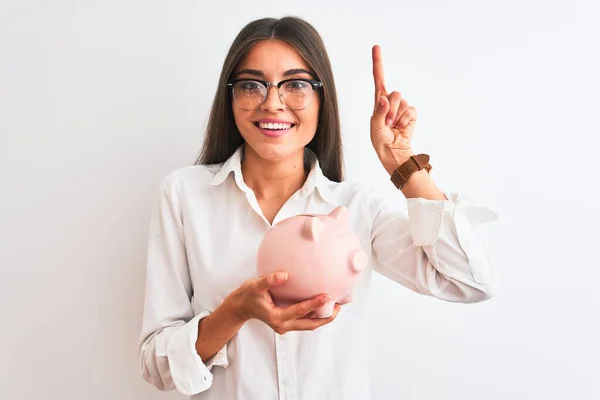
[222, 291, 251, 325]
[389, 153, 433, 191]
[378, 147, 415, 176]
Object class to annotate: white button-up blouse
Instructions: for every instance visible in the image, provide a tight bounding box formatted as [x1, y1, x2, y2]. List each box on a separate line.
[137, 146, 498, 399]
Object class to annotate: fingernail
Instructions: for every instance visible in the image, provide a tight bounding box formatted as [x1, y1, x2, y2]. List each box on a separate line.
[379, 96, 385, 106]
[386, 118, 393, 126]
[322, 295, 331, 303]
[276, 272, 287, 281]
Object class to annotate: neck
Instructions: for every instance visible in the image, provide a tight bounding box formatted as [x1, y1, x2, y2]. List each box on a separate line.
[241, 145, 308, 200]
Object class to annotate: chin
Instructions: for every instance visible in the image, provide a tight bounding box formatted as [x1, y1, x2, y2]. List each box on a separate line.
[239, 122, 316, 163]
[247, 140, 299, 162]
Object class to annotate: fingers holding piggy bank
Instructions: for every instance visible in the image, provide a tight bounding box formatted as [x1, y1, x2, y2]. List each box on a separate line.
[230, 270, 342, 334]
[256, 206, 368, 318]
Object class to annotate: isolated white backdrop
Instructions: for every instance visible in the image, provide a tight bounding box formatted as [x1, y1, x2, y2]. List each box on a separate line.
[1, 1, 599, 399]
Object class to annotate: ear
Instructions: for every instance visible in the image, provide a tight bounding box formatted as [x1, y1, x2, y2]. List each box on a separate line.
[328, 206, 349, 224]
[302, 217, 325, 241]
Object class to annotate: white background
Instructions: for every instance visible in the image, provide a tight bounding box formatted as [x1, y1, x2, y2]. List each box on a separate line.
[1, 1, 599, 399]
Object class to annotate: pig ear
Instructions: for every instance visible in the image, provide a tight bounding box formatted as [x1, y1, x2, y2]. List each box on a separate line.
[329, 206, 349, 224]
[303, 217, 325, 241]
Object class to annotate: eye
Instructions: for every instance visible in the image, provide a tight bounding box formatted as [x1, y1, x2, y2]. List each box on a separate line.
[237, 80, 263, 91]
[284, 80, 309, 91]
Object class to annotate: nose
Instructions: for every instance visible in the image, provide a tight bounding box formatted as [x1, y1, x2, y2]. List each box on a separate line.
[260, 85, 286, 112]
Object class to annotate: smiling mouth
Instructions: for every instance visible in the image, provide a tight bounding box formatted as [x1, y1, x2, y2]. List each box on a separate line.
[254, 122, 296, 131]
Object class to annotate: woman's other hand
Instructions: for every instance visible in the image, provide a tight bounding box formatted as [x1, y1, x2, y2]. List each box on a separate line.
[226, 271, 341, 334]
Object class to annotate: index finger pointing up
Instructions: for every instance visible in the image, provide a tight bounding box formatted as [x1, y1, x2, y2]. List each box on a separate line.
[372, 45, 386, 99]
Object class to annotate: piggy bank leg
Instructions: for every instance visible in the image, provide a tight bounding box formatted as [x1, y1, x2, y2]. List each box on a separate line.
[337, 293, 353, 305]
[314, 301, 336, 318]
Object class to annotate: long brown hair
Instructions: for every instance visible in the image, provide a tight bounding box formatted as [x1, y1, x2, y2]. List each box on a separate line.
[195, 16, 344, 182]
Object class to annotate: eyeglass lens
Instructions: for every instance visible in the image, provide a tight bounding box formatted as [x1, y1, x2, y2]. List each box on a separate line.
[232, 80, 314, 110]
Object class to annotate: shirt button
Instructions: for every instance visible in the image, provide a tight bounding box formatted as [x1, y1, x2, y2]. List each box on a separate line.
[283, 378, 290, 387]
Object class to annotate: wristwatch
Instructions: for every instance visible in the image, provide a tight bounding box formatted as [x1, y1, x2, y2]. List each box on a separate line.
[390, 154, 432, 189]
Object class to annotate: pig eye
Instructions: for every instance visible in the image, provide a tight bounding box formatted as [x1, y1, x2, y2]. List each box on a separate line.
[335, 233, 344, 239]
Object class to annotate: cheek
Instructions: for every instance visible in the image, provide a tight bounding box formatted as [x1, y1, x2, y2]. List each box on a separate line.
[301, 98, 321, 129]
[232, 103, 242, 124]
[232, 106, 252, 132]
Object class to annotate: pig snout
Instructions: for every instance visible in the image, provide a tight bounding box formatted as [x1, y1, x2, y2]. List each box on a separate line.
[349, 249, 368, 273]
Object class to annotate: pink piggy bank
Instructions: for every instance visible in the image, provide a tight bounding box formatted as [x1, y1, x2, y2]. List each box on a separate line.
[256, 206, 368, 318]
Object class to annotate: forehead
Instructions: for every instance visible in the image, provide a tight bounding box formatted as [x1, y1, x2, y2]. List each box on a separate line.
[234, 39, 312, 77]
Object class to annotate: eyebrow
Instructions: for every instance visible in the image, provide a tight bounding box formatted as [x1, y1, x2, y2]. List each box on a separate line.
[234, 68, 315, 79]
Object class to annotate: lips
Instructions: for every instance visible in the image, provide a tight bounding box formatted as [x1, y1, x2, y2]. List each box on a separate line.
[253, 119, 296, 137]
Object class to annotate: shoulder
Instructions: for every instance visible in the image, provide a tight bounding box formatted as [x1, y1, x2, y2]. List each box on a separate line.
[155, 163, 224, 195]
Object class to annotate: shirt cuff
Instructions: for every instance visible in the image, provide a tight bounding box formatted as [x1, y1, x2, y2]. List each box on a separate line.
[166, 311, 229, 396]
[406, 192, 498, 246]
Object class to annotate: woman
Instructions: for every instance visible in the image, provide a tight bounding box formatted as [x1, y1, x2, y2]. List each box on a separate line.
[138, 16, 497, 399]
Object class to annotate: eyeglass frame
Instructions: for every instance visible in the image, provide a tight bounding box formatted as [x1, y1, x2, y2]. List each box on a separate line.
[226, 78, 324, 111]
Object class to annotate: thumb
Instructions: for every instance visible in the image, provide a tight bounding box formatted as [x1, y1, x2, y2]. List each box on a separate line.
[256, 271, 288, 290]
[371, 95, 390, 130]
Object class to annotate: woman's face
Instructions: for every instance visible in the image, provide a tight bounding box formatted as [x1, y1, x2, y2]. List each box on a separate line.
[230, 39, 320, 163]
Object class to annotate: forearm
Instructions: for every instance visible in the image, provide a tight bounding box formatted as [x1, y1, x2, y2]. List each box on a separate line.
[400, 169, 447, 200]
[195, 296, 247, 363]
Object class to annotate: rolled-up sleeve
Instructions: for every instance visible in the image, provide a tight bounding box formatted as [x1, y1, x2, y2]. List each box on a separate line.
[138, 172, 228, 396]
[370, 191, 498, 303]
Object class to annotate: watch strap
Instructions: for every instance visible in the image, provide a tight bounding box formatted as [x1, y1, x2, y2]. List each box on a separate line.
[390, 154, 432, 189]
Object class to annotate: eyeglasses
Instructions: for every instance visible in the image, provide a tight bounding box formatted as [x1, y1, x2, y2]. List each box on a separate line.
[227, 78, 323, 111]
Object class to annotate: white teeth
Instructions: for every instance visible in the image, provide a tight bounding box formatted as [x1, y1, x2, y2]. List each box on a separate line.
[258, 122, 292, 130]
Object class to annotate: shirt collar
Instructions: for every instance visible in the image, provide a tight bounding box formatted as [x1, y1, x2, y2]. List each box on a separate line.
[208, 145, 337, 204]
